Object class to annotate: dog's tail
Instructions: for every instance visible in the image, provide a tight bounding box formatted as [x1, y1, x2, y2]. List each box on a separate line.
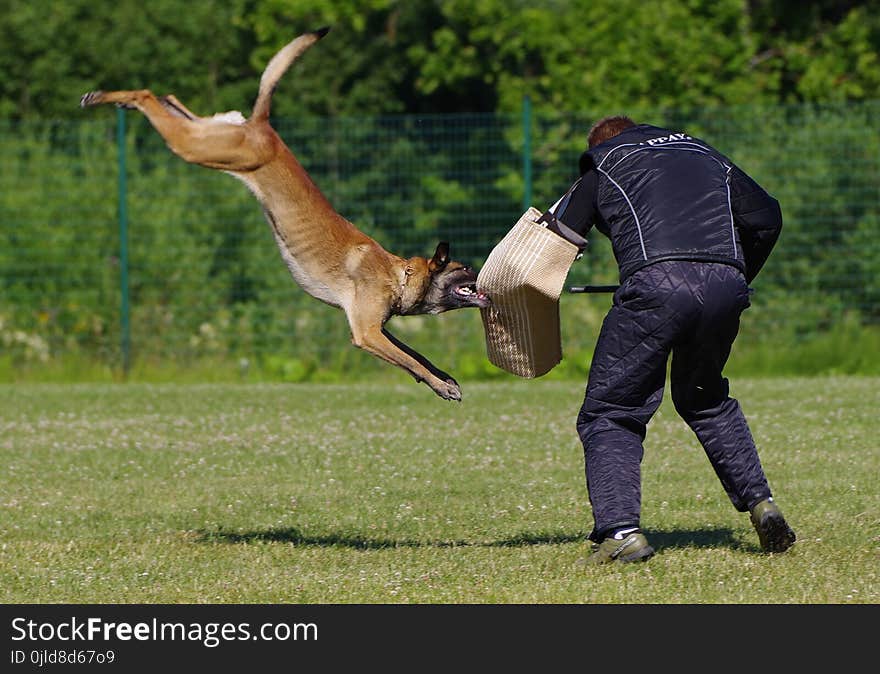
[251, 26, 330, 122]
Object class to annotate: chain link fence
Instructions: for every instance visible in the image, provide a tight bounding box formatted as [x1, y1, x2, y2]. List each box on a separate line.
[1, 100, 878, 380]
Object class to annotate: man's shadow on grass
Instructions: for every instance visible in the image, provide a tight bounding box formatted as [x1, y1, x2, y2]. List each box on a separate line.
[196, 526, 745, 551]
[646, 527, 748, 551]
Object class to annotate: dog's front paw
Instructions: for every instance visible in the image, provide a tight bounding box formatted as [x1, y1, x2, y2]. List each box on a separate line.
[80, 91, 105, 108]
[433, 378, 462, 402]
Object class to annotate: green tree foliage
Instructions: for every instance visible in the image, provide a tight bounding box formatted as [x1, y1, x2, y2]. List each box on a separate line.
[0, 0, 254, 119]
[408, 0, 759, 113]
[244, 0, 447, 115]
[1, 1, 878, 120]
[745, 0, 880, 101]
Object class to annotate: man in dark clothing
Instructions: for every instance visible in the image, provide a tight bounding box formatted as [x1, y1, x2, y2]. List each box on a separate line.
[546, 115, 795, 563]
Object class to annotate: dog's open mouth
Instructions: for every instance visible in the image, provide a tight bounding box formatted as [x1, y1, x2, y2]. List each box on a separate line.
[454, 282, 491, 307]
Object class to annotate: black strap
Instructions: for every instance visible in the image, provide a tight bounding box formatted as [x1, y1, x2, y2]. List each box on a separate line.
[552, 176, 582, 219]
[535, 177, 588, 253]
[537, 213, 588, 252]
[538, 178, 587, 251]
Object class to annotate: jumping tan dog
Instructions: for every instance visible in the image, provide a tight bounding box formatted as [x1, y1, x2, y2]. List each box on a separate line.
[81, 27, 489, 401]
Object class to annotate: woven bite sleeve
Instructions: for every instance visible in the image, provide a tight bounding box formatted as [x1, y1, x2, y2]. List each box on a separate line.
[477, 208, 578, 378]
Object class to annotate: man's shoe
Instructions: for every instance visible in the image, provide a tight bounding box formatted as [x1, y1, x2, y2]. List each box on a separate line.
[750, 498, 796, 553]
[586, 530, 655, 565]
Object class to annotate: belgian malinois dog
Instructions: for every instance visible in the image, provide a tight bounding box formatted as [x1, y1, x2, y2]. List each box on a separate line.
[81, 27, 489, 401]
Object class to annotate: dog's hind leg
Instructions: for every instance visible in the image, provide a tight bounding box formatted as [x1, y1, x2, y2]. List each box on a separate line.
[159, 94, 200, 120]
[80, 89, 266, 170]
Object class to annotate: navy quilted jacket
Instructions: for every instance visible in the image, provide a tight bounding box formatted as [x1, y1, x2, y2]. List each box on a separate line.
[567, 124, 783, 283]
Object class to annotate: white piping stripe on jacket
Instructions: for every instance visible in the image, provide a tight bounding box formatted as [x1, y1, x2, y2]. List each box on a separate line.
[725, 165, 737, 260]
[604, 145, 730, 174]
[596, 140, 725, 169]
[595, 167, 648, 261]
[596, 142, 738, 261]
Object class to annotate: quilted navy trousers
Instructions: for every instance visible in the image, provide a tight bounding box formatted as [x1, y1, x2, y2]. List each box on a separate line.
[576, 261, 773, 541]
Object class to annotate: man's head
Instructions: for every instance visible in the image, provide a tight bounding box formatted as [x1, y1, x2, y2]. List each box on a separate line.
[587, 115, 636, 148]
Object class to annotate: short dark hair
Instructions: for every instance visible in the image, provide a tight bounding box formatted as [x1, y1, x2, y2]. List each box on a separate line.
[587, 115, 636, 148]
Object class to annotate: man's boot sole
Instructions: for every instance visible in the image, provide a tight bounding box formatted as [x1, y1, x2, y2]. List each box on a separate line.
[755, 512, 796, 553]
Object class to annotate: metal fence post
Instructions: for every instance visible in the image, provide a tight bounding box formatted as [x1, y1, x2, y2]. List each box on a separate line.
[117, 108, 131, 376]
[522, 94, 532, 210]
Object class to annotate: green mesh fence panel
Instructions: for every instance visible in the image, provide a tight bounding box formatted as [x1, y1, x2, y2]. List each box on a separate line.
[0, 101, 878, 377]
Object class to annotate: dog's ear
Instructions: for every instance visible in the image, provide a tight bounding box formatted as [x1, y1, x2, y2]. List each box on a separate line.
[429, 242, 450, 272]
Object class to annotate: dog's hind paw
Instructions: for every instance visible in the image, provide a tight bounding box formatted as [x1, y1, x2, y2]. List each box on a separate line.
[80, 91, 104, 108]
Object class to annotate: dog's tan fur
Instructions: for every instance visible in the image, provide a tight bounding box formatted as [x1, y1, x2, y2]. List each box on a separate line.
[81, 27, 489, 401]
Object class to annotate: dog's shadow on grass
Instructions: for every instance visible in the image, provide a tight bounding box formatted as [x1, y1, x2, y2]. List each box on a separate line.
[197, 527, 457, 549]
[195, 526, 743, 551]
[196, 527, 588, 549]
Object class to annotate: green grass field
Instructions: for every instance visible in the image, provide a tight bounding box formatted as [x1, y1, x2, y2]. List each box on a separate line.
[1, 377, 876, 604]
